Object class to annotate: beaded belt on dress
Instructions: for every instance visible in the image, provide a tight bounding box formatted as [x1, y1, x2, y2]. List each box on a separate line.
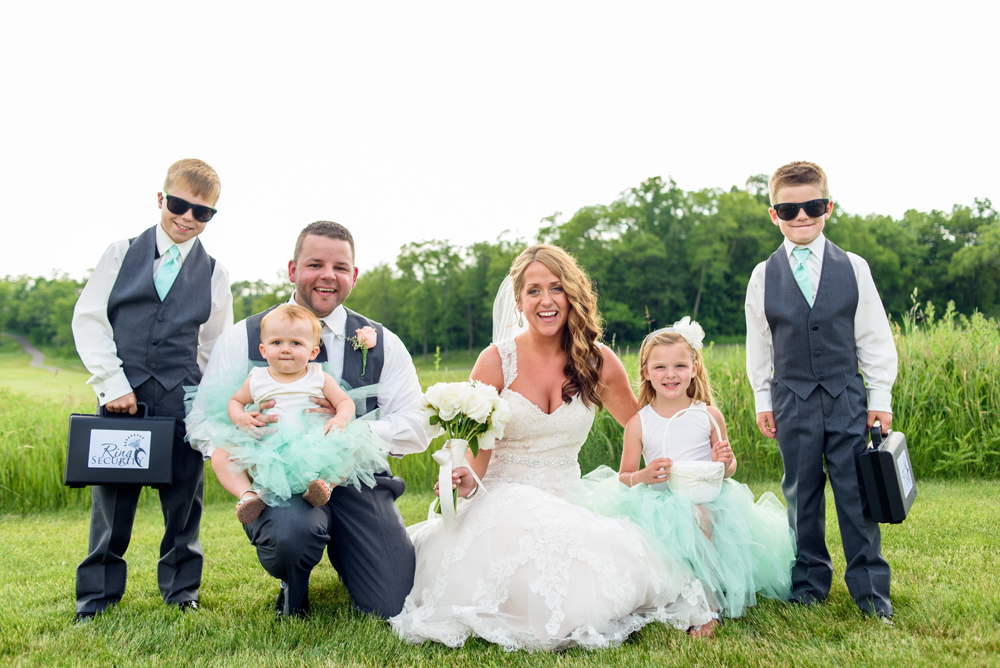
[494, 452, 577, 469]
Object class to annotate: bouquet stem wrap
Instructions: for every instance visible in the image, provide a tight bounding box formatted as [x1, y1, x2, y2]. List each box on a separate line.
[430, 439, 487, 529]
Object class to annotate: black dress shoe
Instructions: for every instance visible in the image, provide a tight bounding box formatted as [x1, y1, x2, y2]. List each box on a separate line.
[274, 585, 309, 619]
[274, 586, 285, 616]
[74, 612, 97, 625]
[176, 600, 199, 613]
[866, 609, 894, 626]
[791, 593, 825, 607]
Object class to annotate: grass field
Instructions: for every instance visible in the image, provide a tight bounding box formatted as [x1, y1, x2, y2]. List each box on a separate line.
[2, 482, 998, 667]
[0, 335, 92, 405]
[2, 323, 999, 665]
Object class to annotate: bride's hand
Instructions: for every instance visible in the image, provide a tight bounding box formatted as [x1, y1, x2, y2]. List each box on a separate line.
[453, 466, 478, 498]
[433, 466, 478, 498]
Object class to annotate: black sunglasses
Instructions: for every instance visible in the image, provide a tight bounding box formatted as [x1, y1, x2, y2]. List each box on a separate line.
[162, 192, 217, 223]
[772, 199, 830, 221]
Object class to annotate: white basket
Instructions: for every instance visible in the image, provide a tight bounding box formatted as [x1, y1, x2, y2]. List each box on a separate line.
[659, 406, 725, 504]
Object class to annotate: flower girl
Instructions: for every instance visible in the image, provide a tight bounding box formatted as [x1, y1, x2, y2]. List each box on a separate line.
[610, 318, 795, 618]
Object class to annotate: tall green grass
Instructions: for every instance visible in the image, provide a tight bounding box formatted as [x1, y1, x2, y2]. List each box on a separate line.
[2, 310, 997, 514]
[893, 301, 1000, 477]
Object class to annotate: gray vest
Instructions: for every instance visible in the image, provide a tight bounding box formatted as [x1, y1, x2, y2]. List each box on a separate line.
[245, 305, 385, 415]
[764, 241, 859, 400]
[107, 225, 215, 392]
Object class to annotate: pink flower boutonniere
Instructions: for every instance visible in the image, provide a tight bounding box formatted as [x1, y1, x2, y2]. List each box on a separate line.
[351, 326, 377, 377]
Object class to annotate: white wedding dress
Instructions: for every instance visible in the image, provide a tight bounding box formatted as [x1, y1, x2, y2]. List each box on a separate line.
[389, 339, 713, 651]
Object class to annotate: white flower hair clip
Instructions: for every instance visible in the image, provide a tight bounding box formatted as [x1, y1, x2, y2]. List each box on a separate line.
[667, 316, 705, 351]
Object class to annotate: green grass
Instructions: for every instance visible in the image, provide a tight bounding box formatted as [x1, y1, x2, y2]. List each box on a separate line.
[4, 314, 999, 513]
[410, 348, 479, 386]
[1, 481, 998, 666]
[2, 323, 1000, 664]
[0, 334, 92, 404]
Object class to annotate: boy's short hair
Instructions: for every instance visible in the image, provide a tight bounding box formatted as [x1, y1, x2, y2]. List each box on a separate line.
[260, 303, 323, 346]
[294, 221, 355, 263]
[164, 159, 222, 206]
[769, 161, 830, 203]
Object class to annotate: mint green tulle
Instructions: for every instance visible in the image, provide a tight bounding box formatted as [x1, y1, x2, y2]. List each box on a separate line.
[184, 361, 390, 507]
[577, 466, 795, 618]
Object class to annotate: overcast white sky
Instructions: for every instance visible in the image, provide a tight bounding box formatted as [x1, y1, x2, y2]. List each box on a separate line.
[2, 1, 996, 284]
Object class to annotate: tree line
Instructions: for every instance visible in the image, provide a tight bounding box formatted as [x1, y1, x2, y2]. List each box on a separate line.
[2, 175, 997, 361]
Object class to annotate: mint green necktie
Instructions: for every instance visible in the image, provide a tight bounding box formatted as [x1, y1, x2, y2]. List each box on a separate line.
[155, 245, 180, 300]
[791, 247, 813, 307]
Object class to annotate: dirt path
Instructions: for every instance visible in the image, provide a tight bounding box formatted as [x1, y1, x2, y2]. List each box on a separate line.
[2, 332, 62, 373]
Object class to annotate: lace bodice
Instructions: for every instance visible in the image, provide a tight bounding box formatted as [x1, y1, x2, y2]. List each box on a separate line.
[483, 339, 595, 497]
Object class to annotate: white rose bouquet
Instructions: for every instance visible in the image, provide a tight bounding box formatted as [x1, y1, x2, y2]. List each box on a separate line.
[421, 380, 511, 456]
[421, 381, 511, 528]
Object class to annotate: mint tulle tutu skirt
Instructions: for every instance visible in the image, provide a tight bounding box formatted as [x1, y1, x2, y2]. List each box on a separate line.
[577, 466, 795, 618]
[219, 415, 389, 507]
[185, 363, 390, 508]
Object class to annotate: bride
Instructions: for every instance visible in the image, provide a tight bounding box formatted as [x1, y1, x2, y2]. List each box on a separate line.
[389, 244, 718, 651]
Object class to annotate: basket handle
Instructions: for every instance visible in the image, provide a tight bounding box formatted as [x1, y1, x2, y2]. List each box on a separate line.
[660, 405, 722, 457]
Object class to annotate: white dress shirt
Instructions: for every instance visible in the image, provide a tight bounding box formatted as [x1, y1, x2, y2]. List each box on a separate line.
[186, 298, 429, 459]
[744, 234, 897, 414]
[72, 225, 233, 405]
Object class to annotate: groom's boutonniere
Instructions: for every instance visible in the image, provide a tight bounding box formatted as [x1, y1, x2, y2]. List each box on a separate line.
[350, 326, 377, 377]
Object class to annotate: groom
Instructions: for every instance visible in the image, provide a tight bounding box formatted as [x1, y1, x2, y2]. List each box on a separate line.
[187, 221, 428, 618]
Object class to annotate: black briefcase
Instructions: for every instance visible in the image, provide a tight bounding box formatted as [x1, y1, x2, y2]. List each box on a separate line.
[859, 425, 916, 524]
[65, 403, 176, 488]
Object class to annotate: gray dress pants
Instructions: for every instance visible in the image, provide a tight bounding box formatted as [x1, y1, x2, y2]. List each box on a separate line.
[772, 374, 892, 616]
[75, 378, 204, 614]
[243, 472, 415, 618]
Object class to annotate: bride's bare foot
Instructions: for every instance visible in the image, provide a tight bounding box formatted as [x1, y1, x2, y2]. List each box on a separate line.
[688, 617, 721, 638]
[236, 490, 266, 524]
[302, 480, 331, 507]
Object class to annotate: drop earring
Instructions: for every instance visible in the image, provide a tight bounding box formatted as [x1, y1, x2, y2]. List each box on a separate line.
[517, 310, 524, 327]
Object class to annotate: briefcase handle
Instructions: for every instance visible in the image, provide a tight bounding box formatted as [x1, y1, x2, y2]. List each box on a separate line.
[99, 402, 151, 418]
[869, 421, 891, 448]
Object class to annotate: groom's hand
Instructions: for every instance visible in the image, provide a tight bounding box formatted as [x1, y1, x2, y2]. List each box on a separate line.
[248, 399, 279, 425]
[307, 396, 335, 415]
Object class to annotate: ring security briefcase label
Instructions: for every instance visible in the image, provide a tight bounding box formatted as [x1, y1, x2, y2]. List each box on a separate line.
[87, 429, 153, 469]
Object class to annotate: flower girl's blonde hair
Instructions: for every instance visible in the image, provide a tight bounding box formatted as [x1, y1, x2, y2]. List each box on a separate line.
[636, 329, 715, 409]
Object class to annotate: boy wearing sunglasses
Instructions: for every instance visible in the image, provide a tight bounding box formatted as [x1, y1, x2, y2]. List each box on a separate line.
[71, 158, 233, 622]
[744, 161, 897, 621]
